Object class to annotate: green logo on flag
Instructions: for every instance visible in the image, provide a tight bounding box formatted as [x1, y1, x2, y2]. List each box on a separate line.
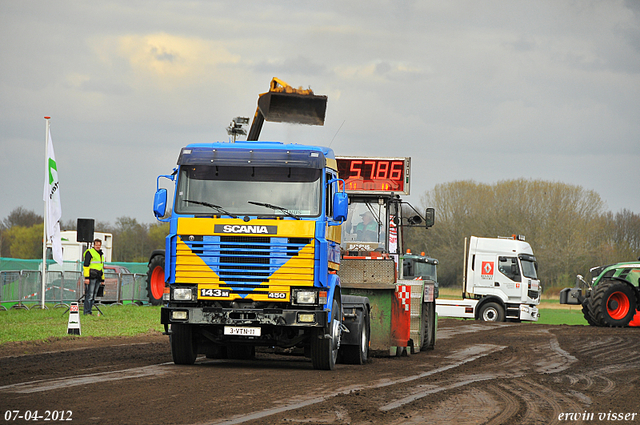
[48, 158, 57, 184]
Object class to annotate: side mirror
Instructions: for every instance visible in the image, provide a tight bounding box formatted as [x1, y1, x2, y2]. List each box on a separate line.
[333, 192, 348, 222]
[424, 207, 435, 228]
[153, 188, 168, 218]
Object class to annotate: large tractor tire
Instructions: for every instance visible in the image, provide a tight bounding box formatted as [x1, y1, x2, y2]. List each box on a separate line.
[581, 299, 602, 326]
[311, 293, 342, 370]
[147, 255, 165, 306]
[170, 324, 198, 365]
[591, 280, 637, 327]
[478, 302, 505, 322]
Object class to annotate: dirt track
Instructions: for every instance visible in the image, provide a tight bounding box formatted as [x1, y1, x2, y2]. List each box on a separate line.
[1, 319, 639, 425]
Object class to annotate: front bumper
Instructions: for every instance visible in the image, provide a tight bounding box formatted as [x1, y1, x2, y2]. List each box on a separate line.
[520, 304, 539, 321]
[161, 306, 328, 328]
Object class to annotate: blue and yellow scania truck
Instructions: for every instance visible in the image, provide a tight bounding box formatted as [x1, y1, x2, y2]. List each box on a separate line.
[149, 141, 371, 370]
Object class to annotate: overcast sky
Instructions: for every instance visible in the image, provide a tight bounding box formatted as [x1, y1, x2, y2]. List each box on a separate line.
[1, 1, 639, 228]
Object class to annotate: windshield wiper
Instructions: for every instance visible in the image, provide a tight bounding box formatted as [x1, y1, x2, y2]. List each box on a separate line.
[248, 201, 300, 219]
[184, 199, 237, 218]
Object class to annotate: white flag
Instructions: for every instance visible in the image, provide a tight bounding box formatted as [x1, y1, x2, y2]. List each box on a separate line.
[43, 128, 63, 266]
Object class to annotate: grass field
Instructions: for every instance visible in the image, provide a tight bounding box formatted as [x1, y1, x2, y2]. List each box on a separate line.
[0, 295, 587, 345]
[0, 304, 164, 344]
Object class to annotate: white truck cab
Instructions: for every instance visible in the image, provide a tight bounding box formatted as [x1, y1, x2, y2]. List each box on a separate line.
[436, 235, 541, 322]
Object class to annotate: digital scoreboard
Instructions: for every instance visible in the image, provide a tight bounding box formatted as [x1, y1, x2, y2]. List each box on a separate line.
[336, 156, 410, 195]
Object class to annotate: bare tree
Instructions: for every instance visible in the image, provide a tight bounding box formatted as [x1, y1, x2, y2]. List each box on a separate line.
[413, 179, 608, 289]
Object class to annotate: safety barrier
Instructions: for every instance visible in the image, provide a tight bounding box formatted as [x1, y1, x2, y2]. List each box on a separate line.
[0, 270, 150, 310]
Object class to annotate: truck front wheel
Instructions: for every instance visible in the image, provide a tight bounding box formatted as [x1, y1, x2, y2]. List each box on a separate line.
[311, 294, 342, 370]
[147, 255, 165, 306]
[478, 302, 505, 322]
[170, 324, 198, 365]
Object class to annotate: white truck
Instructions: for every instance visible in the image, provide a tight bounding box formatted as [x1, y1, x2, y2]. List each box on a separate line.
[435, 235, 541, 322]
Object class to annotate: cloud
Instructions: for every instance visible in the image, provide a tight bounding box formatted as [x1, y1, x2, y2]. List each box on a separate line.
[94, 33, 241, 90]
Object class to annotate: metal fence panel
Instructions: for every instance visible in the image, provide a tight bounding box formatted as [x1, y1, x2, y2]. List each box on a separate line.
[0, 269, 152, 309]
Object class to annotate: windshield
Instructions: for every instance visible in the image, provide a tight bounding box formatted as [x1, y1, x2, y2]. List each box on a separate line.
[175, 165, 322, 217]
[413, 262, 437, 281]
[521, 259, 538, 279]
[404, 260, 437, 281]
[341, 201, 387, 249]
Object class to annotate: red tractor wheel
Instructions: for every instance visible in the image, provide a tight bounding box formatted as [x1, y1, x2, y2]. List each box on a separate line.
[592, 280, 637, 327]
[146, 255, 165, 306]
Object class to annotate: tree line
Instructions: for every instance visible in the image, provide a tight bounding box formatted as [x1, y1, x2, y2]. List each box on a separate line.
[403, 179, 640, 290]
[0, 206, 168, 263]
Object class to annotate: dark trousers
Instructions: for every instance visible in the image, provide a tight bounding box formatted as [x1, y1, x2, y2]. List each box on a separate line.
[84, 278, 101, 315]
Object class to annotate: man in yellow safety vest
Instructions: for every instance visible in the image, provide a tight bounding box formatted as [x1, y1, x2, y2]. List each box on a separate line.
[83, 238, 105, 315]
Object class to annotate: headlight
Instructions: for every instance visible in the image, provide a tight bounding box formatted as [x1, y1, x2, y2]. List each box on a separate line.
[297, 313, 316, 323]
[172, 311, 188, 320]
[295, 290, 317, 304]
[173, 287, 193, 301]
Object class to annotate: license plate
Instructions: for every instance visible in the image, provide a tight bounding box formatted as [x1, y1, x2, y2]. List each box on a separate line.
[224, 326, 261, 336]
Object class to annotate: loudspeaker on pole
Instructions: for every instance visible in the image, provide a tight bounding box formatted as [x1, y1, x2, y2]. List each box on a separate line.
[77, 218, 95, 243]
[67, 302, 81, 335]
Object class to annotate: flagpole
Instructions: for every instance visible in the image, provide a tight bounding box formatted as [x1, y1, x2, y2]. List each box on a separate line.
[42, 116, 50, 309]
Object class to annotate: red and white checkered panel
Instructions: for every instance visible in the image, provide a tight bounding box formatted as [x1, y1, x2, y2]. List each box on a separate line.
[396, 284, 411, 312]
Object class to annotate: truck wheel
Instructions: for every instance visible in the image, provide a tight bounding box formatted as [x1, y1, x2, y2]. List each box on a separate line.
[478, 302, 505, 322]
[147, 255, 165, 306]
[311, 294, 342, 370]
[170, 324, 197, 365]
[340, 307, 370, 365]
[421, 302, 436, 350]
[227, 344, 255, 360]
[593, 280, 637, 327]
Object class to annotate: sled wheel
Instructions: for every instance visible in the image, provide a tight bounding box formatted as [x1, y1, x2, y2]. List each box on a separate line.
[421, 301, 436, 350]
[340, 307, 370, 365]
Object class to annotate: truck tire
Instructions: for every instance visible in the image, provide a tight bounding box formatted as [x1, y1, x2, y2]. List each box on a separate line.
[592, 280, 637, 327]
[478, 302, 505, 322]
[340, 306, 370, 365]
[421, 302, 436, 350]
[311, 294, 342, 370]
[147, 255, 165, 306]
[170, 324, 197, 365]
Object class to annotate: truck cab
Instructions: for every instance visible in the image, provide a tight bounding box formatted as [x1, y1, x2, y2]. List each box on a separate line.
[466, 236, 541, 309]
[152, 141, 371, 370]
[436, 235, 541, 322]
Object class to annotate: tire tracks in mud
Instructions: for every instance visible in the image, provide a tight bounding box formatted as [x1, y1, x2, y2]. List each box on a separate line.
[207, 323, 588, 425]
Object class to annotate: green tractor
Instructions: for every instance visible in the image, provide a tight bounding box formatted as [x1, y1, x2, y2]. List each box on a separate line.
[560, 260, 640, 327]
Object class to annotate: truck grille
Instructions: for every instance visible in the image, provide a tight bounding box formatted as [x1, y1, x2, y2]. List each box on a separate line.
[175, 235, 315, 289]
